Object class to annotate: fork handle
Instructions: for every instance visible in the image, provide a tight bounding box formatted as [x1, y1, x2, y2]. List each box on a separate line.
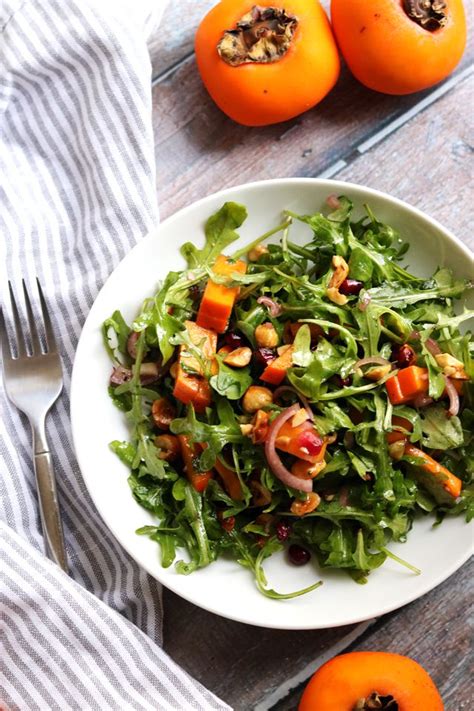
[34, 451, 68, 572]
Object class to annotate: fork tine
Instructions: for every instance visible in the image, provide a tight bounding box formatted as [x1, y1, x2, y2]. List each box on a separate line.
[0, 306, 13, 360]
[8, 282, 27, 357]
[22, 280, 42, 356]
[36, 278, 57, 353]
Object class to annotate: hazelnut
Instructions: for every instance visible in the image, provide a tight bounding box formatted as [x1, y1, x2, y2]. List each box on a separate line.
[242, 385, 273, 413]
[329, 255, 349, 289]
[251, 409, 270, 444]
[291, 408, 309, 428]
[327, 255, 350, 305]
[290, 492, 321, 516]
[151, 397, 176, 430]
[326, 286, 348, 306]
[223, 346, 252, 367]
[364, 364, 392, 381]
[435, 353, 468, 379]
[154, 434, 180, 461]
[291, 459, 326, 479]
[255, 322, 279, 349]
[248, 244, 269, 262]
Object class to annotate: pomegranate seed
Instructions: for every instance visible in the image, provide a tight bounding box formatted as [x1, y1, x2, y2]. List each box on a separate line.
[276, 520, 292, 542]
[334, 375, 352, 388]
[392, 343, 415, 368]
[217, 511, 235, 533]
[298, 431, 323, 457]
[339, 278, 363, 296]
[224, 332, 244, 348]
[288, 544, 311, 566]
[254, 347, 276, 369]
[189, 284, 201, 302]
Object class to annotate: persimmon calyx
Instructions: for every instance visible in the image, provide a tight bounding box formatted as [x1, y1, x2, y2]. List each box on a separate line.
[403, 0, 448, 31]
[217, 5, 298, 67]
[354, 692, 399, 710]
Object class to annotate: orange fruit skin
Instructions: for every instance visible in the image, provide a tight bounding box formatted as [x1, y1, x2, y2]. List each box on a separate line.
[330, 0, 466, 95]
[298, 651, 444, 710]
[195, 0, 340, 126]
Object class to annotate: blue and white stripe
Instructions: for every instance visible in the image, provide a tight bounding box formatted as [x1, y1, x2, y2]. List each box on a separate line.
[0, 0, 229, 708]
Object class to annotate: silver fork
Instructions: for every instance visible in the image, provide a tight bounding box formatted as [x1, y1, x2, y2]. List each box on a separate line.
[1, 279, 68, 572]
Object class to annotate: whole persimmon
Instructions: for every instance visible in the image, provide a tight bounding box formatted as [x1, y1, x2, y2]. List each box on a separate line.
[331, 0, 466, 95]
[195, 0, 340, 126]
[298, 651, 444, 710]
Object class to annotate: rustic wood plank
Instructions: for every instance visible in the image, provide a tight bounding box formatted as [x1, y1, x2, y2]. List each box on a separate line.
[337, 73, 474, 250]
[271, 558, 473, 711]
[151, 7, 473, 222]
[163, 594, 371, 710]
[149, 1, 214, 80]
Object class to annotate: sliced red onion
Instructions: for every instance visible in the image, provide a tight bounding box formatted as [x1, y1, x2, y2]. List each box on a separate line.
[353, 356, 391, 370]
[412, 393, 434, 408]
[257, 295, 282, 317]
[357, 291, 372, 312]
[425, 337, 442, 356]
[110, 365, 132, 385]
[265, 404, 312, 493]
[326, 194, 341, 210]
[110, 362, 160, 386]
[127, 331, 139, 360]
[408, 330, 421, 342]
[273, 385, 314, 421]
[443, 376, 459, 417]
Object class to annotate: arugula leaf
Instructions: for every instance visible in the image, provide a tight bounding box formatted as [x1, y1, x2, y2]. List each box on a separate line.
[352, 529, 386, 573]
[420, 405, 464, 450]
[171, 402, 242, 470]
[110, 440, 136, 468]
[367, 273, 469, 307]
[210, 357, 252, 400]
[292, 324, 312, 367]
[102, 310, 130, 362]
[128, 474, 164, 514]
[181, 202, 247, 270]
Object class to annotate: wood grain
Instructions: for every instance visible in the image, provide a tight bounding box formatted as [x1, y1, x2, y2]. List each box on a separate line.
[163, 595, 369, 710]
[272, 558, 474, 711]
[337, 72, 474, 250]
[149, 1, 214, 80]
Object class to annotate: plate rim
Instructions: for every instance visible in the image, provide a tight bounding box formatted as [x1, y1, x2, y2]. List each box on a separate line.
[70, 177, 474, 630]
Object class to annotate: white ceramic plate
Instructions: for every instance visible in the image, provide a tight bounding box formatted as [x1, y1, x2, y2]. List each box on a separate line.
[71, 179, 474, 630]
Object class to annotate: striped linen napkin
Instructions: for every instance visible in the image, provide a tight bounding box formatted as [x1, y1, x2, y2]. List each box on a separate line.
[0, 1, 230, 709]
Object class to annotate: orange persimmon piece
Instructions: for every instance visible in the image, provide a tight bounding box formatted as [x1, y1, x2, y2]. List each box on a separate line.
[386, 415, 413, 444]
[299, 651, 444, 711]
[180, 320, 217, 376]
[261, 345, 294, 386]
[173, 321, 217, 412]
[404, 443, 462, 500]
[196, 255, 247, 333]
[275, 418, 324, 463]
[213, 458, 244, 501]
[178, 435, 213, 493]
[173, 366, 212, 413]
[385, 366, 429, 405]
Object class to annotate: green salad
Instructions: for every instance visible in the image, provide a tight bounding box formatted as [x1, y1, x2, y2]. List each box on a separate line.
[103, 196, 473, 598]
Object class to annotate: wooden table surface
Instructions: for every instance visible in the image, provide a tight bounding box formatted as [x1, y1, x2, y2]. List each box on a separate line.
[149, 4, 474, 709]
